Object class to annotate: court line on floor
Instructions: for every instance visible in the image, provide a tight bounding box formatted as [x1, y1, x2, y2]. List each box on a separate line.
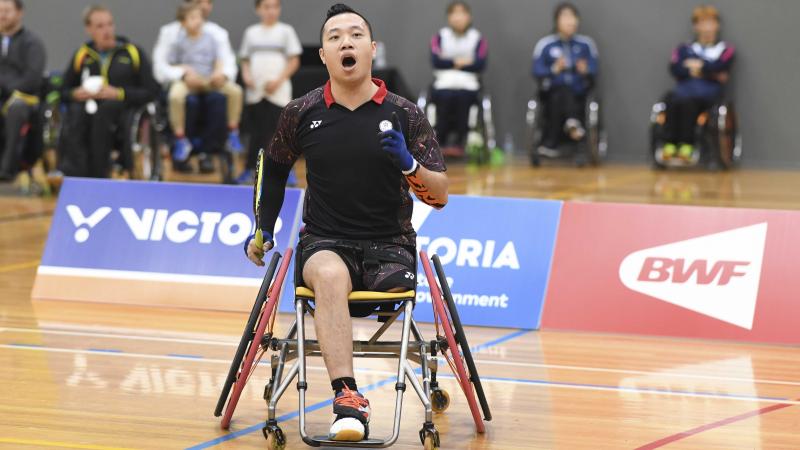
[0, 210, 53, 223]
[184, 328, 533, 449]
[5, 326, 800, 388]
[0, 259, 39, 273]
[0, 437, 134, 450]
[634, 399, 798, 449]
[6, 342, 796, 406]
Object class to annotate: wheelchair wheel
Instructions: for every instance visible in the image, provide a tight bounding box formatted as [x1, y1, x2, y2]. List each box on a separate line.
[712, 102, 741, 169]
[419, 251, 490, 433]
[525, 99, 543, 167]
[130, 104, 163, 181]
[585, 95, 607, 166]
[216, 249, 293, 429]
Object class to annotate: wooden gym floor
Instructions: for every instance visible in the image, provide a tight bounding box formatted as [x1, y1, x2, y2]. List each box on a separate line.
[2, 162, 800, 449]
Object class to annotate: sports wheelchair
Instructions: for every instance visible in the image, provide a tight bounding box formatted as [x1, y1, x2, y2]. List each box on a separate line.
[215, 247, 491, 449]
[417, 87, 497, 165]
[525, 86, 607, 167]
[650, 95, 741, 170]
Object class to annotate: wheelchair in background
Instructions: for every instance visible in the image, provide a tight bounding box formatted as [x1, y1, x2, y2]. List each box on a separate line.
[417, 87, 497, 165]
[525, 85, 607, 167]
[215, 247, 491, 449]
[650, 95, 741, 170]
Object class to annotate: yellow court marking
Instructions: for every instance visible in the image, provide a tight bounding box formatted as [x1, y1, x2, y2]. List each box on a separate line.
[0, 259, 39, 273]
[0, 437, 137, 450]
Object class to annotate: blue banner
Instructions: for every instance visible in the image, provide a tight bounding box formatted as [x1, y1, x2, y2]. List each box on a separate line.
[412, 196, 562, 329]
[42, 178, 302, 288]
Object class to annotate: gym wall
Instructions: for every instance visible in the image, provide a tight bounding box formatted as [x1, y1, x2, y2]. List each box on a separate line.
[26, 0, 798, 167]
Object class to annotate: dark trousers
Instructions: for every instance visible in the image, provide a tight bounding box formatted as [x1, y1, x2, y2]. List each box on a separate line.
[542, 85, 584, 148]
[0, 100, 38, 176]
[431, 89, 477, 147]
[184, 92, 227, 155]
[243, 99, 283, 170]
[666, 95, 714, 145]
[59, 101, 129, 178]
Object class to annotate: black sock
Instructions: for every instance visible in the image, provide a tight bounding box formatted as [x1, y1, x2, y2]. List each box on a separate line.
[331, 377, 357, 394]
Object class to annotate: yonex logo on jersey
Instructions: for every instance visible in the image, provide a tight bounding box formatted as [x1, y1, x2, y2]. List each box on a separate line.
[618, 223, 768, 329]
[310, 120, 322, 129]
[66, 205, 112, 243]
[404, 271, 415, 280]
[379, 120, 393, 132]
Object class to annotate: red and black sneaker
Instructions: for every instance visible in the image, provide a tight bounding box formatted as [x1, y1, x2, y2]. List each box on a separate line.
[328, 385, 371, 441]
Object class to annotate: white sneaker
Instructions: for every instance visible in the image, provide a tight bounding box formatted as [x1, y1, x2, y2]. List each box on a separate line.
[329, 417, 366, 441]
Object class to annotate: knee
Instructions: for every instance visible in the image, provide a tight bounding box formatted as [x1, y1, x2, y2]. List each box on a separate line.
[308, 263, 350, 286]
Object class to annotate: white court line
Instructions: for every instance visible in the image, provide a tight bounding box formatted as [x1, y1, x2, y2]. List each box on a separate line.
[36, 265, 262, 287]
[2, 344, 799, 406]
[4, 325, 800, 388]
[471, 359, 800, 388]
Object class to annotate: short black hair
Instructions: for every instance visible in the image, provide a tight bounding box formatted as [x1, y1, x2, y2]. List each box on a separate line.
[254, 0, 279, 7]
[554, 2, 579, 24]
[0, 0, 24, 10]
[447, 1, 470, 15]
[319, 3, 373, 46]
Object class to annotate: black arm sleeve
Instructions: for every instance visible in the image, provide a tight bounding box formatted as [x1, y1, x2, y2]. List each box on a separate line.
[122, 46, 159, 106]
[257, 157, 292, 236]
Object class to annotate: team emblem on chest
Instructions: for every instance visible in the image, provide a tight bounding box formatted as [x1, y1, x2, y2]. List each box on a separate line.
[379, 120, 393, 132]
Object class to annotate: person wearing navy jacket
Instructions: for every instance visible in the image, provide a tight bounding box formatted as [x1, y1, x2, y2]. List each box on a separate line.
[430, 1, 487, 157]
[664, 5, 734, 160]
[532, 2, 598, 154]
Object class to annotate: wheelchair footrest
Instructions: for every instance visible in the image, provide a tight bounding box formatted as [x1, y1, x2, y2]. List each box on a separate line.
[310, 436, 388, 447]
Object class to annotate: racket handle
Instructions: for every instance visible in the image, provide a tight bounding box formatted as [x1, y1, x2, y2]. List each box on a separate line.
[254, 229, 264, 249]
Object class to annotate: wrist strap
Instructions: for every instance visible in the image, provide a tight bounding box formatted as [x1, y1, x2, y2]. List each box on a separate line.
[401, 159, 419, 176]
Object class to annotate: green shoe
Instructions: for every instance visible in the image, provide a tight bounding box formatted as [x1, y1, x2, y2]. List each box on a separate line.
[678, 143, 694, 159]
[662, 143, 677, 159]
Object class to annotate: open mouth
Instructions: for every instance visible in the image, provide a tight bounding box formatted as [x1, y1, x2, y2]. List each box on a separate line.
[341, 56, 357, 69]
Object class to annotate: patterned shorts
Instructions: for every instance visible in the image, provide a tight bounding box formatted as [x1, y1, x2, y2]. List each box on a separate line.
[298, 233, 416, 316]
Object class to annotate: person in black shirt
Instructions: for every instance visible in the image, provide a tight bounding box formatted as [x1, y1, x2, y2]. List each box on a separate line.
[244, 3, 448, 442]
[58, 5, 158, 178]
[0, 0, 45, 181]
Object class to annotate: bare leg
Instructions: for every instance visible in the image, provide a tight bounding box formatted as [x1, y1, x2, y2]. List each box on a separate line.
[303, 250, 354, 381]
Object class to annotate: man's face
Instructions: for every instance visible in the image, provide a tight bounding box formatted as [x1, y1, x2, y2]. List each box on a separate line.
[0, 1, 23, 34]
[257, 0, 280, 25]
[319, 13, 376, 84]
[86, 10, 116, 50]
[196, 0, 213, 19]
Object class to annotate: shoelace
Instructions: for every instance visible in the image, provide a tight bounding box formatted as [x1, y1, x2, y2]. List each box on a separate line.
[335, 385, 370, 412]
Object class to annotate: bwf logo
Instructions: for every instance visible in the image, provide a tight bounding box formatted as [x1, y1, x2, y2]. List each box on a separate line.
[66, 205, 111, 243]
[619, 223, 768, 330]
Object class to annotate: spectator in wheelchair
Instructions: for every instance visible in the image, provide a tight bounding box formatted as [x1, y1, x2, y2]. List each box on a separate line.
[236, 0, 301, 185]
[663, 5, 734, 161]
[152, 0, 238, 171]
[0, 0, 45, 181]
[532, 2, 598, 154]
[58, 5, 158, 179]
[167, 1, 243, 162]
[244, 3, 448, 441]
[429, 1, 488, 157]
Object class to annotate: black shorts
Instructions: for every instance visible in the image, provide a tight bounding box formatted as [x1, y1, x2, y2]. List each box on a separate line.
[298, 233, 416, 317]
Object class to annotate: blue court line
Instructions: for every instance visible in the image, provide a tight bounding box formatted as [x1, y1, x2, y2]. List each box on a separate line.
[87, 348, 123, 353]
[185, 328, 533, 450]
[167, 353, 204, 359]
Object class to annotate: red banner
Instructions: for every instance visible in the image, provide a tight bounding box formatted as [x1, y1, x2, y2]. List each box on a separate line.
[541, 202, 800, 344]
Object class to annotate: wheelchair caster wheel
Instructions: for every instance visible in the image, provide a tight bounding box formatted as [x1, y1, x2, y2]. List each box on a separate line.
[263, 424, 286, 450]
[431, 389, 450, 413]
[420, 426, 440, 450]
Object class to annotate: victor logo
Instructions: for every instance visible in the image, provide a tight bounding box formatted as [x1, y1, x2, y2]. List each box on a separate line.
[619, 223, 768, 330]
[66, 205, 112, 243]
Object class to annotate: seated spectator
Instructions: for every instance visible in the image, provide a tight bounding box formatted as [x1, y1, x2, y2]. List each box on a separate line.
[237, 0, 301, 185]
[664, 5, 734, 160]
[430, 1, 487, 157]
[152, 0, 237, 173]
[0, 0, 45, 181]
[58, 5, 158, 178]
[532, 2, 598, 153]
[167, 2, 243, 162]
